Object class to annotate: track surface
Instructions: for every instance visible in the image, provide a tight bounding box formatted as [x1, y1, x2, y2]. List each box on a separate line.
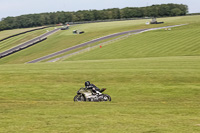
[27, 24, 186, 63]
[0, 28, 60, 58]
[27, 29, 148, 63]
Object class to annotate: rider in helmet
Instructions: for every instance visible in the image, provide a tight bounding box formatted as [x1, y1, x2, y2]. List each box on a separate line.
[85, 81, 102, 95]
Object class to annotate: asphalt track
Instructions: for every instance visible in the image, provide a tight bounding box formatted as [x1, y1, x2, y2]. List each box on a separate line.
[27, 24, 186, 63]
[0, 28, 60, 59]
[27, 29, 148, 63]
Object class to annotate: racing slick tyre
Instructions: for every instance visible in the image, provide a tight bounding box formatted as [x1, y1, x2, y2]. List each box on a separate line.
[103, 94, 111, 101]
[74, 94, 86, 102]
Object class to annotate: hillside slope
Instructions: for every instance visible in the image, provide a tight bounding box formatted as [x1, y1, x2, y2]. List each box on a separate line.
[0, 15, 200, 133]
[65, 22, 200, 61]
[0, 56, 200, 132]
[1, 15, 199, 64]
[0, 27, 56, 53]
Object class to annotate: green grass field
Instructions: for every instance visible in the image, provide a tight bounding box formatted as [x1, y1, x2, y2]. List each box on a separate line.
[0, 27, 45, 40]
[0, 57, 200, 132]
[0, 15, 200, 133]
[65, 23, 200, 61]
[1, 15, 198, 64]
[0, 27, 57, 53]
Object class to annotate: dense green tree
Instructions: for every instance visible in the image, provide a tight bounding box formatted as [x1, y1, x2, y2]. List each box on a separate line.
[111, 8, 121, 19]
[171, 8, 183, 16]
[158, 4, 171, 16]
[91, 10, 100, 20]
[0, 3, 188, 31]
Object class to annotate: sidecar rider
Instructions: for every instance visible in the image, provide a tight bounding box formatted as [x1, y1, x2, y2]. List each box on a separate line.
[85, 81, 102, 95]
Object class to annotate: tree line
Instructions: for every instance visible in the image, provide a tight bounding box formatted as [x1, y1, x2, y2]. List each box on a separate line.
[0, 3, 188, 31]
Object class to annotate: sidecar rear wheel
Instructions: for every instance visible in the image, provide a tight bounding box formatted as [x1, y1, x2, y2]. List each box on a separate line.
[74, 95, 86, 102]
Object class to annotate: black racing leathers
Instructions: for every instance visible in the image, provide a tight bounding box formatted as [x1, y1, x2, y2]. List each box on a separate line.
[86, 84, 100, 93]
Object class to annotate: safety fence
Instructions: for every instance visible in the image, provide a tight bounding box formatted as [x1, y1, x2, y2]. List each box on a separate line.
[0, 37, 47, 59]
[0, 26, 48, 42]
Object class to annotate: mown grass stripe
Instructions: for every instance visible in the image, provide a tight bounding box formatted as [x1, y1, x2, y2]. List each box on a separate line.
[65, 22, 200, 61]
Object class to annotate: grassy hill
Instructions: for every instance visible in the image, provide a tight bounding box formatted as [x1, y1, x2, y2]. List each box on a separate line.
[0, 27, 45, 40]
[0, 15, 200, 133]
[0, 27, 55, 53]
[0, 57, 200, 132]
[0, 18, 157, 64]
[65, 22, 200, 61]
[1, 15, 199, 64]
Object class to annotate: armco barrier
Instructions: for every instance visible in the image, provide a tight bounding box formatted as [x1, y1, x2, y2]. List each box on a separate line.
[0, 37, 47, 59]
[0, 28, 60, 59]
[0, 27, 48, 42]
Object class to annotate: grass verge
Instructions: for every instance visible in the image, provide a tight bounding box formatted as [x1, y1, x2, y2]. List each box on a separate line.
[0, 56, 200, 132]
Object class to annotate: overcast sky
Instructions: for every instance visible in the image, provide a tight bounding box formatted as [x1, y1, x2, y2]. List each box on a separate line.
[0, 0, 199, 19]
